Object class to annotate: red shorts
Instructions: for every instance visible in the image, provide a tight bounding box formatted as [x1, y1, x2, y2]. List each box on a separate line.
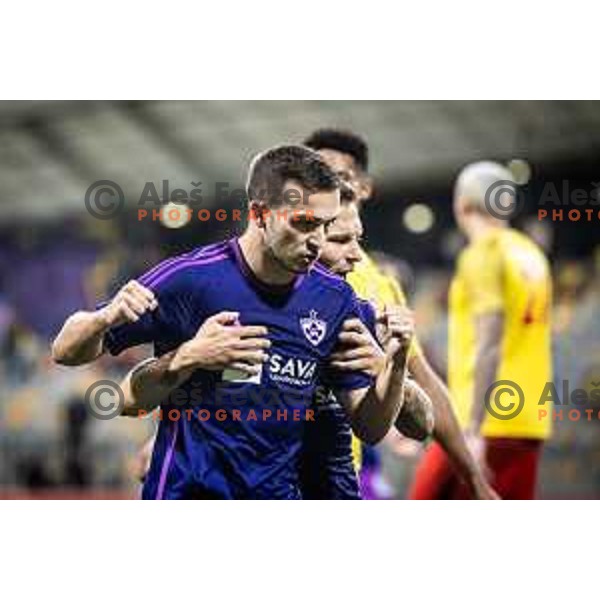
[407, 438, 543, 500]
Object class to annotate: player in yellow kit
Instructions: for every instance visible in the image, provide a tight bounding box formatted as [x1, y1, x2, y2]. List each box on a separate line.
[304, 129, 497, 499]
[409, 161, 552, 499]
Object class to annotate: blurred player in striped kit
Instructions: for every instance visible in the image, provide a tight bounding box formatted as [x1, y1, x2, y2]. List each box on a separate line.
[409, 162, 552, 499]
[304, 129, 497, 499]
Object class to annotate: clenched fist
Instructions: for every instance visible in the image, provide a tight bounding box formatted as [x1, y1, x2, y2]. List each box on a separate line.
[376, 305, 415, 365]
[99, 280, 158, 327]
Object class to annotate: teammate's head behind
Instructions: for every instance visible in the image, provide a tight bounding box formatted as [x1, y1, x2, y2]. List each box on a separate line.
[303, 130, 371, 277]
[453, 161, 516, 237]
[319, 200, 364, 277]
[245, 144, 341, 274]
[304, 129, 373, 203]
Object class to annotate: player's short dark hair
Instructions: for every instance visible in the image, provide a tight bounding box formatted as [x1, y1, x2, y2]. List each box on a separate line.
[303, 129, 369, 172]
[246, 144, 339, 205]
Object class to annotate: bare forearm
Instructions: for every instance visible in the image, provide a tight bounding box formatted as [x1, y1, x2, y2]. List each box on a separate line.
[471, 313, 503, 433]
[394, 378, 434, 441]
[410, 353, 482, 484]
[52, 279, 159, 367]
[349, 350, 410, 445]
[351, 375, 406, 445]
[51, 309, 110, 366]
[127, 347, 196, 413]
[472, 345, 500, 432]
[124, 315, 270, 415]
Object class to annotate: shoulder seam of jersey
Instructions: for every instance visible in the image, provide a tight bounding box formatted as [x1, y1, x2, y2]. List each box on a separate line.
[312, 264, 354, 298]
[140, 242, 231, 289]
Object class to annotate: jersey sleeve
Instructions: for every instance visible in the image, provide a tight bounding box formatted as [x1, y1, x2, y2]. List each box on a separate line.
[100, 265, 194, 356]
[322, 292, 376, 392]
[356, 298, 378, 338]
[461, 238, 505, 316]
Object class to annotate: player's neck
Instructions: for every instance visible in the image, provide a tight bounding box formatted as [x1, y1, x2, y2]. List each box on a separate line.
[466, 217, 507, 243]
[237, 230, 297, 287]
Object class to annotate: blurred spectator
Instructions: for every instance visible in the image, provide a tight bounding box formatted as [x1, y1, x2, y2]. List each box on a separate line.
[62, 396, 92, 487]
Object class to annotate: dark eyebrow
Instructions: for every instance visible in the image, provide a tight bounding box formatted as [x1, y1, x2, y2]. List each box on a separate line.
[322, 216, 338, 227]
[296, 214, 337, 227]
[327, 232, 354, 241]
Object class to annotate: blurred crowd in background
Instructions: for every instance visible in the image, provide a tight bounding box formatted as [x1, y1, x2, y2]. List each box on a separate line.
[1, 101, 599, 498]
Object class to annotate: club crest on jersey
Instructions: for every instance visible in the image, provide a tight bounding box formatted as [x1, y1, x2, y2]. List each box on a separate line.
[300, 310, 327, 346]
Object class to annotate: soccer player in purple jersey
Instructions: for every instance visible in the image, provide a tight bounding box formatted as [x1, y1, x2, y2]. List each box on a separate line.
[52, 145, 413, 499]
[124, 186, 430, 499]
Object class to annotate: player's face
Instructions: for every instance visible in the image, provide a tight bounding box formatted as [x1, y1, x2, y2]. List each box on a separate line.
[317, 149, 372, 203]
[262, 181, 341, 274]
[453, 194, 470, 235]
[319, 202, 364, 277]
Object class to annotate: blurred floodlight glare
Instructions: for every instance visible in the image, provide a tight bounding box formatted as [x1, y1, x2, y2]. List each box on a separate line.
[403, 203, 434, 234]
[160, 202, 191, 229]
[507, 159, 532, 186]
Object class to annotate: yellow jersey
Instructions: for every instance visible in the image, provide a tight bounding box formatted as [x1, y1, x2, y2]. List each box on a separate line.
[448, 228, 552, 440]
[347, 250, 408, 309]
